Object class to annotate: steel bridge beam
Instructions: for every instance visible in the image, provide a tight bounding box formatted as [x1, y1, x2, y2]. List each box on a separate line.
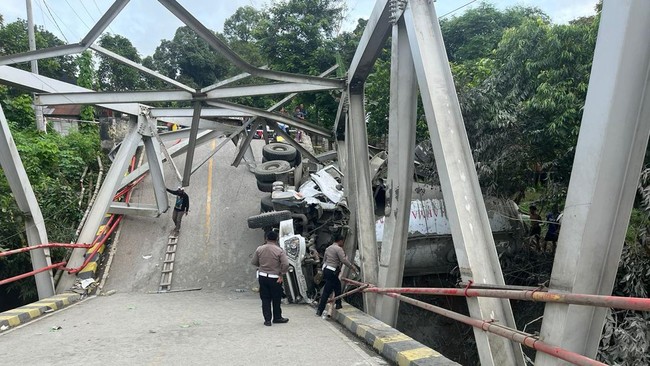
[35, 82, 338, 106]
[0, 0, 130, 66]
[150, 108, 251, 118]
[536, 1, 650, 363]
[157, 0, 343, 89]
[57, 117, 142, 293]
[376, 18, 417, 327]
[0, 66, 141, 115]
[0, 106, 54, 298]
[206, 100, 330, 138]
[90, 44, 195, 93]
[182, 102, 202, 187]
[404, 1, 524, 365]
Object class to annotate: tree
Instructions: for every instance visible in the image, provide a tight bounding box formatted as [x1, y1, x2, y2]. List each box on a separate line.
[97, 34, 143, 91]
[0, 19, 77, 83]
[152, 26, 231, 89]
[77, 51, 95, 122]
[255, 0, 343, 75]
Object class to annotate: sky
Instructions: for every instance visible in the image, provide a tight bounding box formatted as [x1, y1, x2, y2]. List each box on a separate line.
[1, 0, 599, 58]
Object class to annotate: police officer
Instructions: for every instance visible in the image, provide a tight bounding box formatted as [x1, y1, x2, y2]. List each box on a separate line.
[251, 231, 290, 326]
[316, 234, 358, 317]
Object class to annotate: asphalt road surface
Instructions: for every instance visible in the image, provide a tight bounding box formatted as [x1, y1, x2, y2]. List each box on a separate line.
[1, 138, 387, 365]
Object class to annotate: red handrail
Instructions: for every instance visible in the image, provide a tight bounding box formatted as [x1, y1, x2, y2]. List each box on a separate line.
[0, 262, 66, 286]
[0, 243, 93, 258]
[361, 285, 650, 312]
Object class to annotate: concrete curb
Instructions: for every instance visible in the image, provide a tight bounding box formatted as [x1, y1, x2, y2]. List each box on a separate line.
[333, 304, 460, 366]
[0, 292, 81, 331]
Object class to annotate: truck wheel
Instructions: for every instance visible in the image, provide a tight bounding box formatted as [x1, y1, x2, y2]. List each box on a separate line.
[254, 160, 291, 183]
[293, 151, 302, 167]
[263, 143, 297, 161]
[256, 180, 275, 192]
[260, 195, 274, 212]
[247, 210, 292, 229]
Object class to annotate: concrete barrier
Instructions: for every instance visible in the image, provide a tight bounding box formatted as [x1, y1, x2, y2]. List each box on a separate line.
[0, 292, 80, 331]
[333, 304, 460, 366]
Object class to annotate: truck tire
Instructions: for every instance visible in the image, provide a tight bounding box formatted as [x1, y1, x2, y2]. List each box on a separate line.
[293, 151, 302, 167]
[254, 160, 291, 183]
[260, 195, 274, 212]
[263, 143, 297, 161]
[247, 210, 292, 229]
[257, 180, 275, 192]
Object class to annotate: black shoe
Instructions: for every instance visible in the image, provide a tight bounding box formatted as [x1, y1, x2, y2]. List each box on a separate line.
[264, 321, 272, 326]
[273, 317, 289, 324]
[335, 304, 343, 310]
[316, 311, 322, 317]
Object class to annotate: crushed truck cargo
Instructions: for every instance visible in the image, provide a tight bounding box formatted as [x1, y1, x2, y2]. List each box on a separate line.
[247, 144, 527, 304]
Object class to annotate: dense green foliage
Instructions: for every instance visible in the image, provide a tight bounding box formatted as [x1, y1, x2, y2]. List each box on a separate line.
[0, 0, 647, 360]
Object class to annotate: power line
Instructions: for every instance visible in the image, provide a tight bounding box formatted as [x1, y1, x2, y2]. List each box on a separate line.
[64, 0, 92, 30]
[35, 0, 68, 43]
[439, 0, 480, 19]
[79, 0, 98, 23]
[42, 0, 83, 41]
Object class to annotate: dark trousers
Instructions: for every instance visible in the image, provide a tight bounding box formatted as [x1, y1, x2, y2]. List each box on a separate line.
[317, 268, 341, 314]
[259, 275, 283, 321]
[172, 209, 184, 232]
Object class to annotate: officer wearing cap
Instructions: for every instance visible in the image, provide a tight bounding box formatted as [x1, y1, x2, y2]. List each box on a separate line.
[251, 231, 290, 326]
[316, 234, 358, 317]
[166, 186, 189, 236]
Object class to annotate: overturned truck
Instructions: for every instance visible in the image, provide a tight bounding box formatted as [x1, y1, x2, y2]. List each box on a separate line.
[247, 143, 527, 304]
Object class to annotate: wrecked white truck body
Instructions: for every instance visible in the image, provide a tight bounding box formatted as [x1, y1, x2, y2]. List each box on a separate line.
[248, 163, 526, 304]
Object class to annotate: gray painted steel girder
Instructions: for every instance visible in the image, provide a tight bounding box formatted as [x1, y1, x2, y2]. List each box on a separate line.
[404, 1, 524, 365]
[206, 100, 330, 138]
[376, 18, 417, 327]
[0, 0, 130, 66]
[57, 118, 142, 293]
[90, 44, 195, 93]
[536, 1, 650, 363]
[150, 108, 251, 118]
[347, 0, 391, 85]
[0, 106, 54, 298]
[348, 92, 379, 316]
[0, 66, 141, 115]
[35, 82, 339, 106]
[182, 102, 202, 187]
[157, 0, 343, 89]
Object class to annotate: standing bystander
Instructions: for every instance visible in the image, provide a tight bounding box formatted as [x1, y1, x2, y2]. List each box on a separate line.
[316, 234, 358, 317]
[251, 231, 290, 326]
[166, 186, 189, 236]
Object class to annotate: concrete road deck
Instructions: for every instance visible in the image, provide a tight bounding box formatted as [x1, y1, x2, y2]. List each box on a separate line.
[2, 290, 386, 365]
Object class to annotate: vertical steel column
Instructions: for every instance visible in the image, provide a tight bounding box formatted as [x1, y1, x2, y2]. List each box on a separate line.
[340, 116, 359, 281]
[26, 0, 45, 132]
[536, 1, 650, 363]
[404, 1, 524, 365]
[0, 106, 54, 298]
[376, 17, 417, 326]
[182, 101, 202, 187]
[138, 114, 168, 215]
[57, 118, 141, 292]
[347, 88, 379, 315]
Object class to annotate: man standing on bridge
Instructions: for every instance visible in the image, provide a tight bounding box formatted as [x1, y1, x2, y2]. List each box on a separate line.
[166, 186, 189, 236]
[251, 231, 290, 326]
[316, 234, 358, 317]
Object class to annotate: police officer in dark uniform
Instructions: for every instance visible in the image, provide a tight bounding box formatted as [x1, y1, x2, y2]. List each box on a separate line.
[251, 231, 290, 326]
[316, 234, 358, 317]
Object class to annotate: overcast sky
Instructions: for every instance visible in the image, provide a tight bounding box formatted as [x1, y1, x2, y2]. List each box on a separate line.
[1, 0, 599, 57]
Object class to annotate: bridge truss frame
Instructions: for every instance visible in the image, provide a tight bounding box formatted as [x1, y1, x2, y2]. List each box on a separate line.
[0, 0, 648, 365]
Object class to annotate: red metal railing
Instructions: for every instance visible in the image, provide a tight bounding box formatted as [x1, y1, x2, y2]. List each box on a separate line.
[0, 243, 93, 258]
[0, 154, 146, 286]
[0, 262, 67, 286]
[338, 278, 643, 366]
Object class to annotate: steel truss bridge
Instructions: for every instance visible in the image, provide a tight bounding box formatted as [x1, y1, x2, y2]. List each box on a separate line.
[1, 1, 649, 365]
